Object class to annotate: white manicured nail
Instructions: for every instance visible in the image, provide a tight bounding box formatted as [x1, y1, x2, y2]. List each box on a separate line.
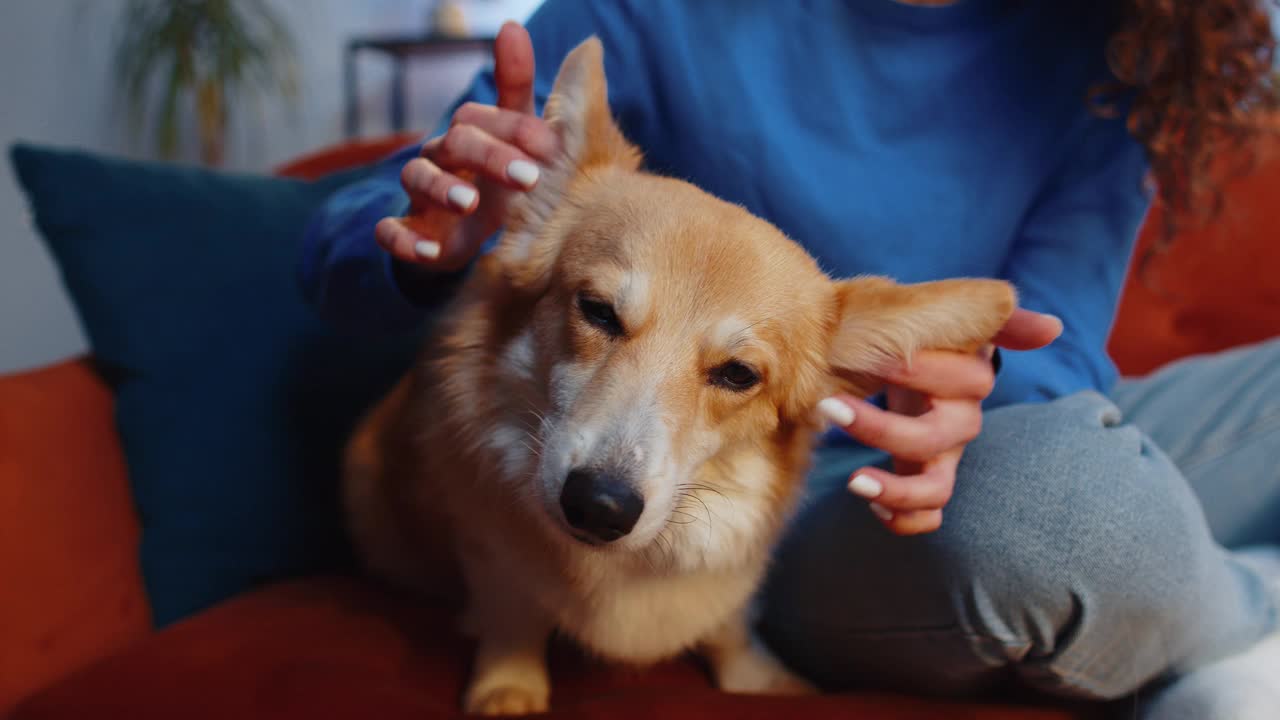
[869, 503, 894, 522]
[507, 159, 540, 188]
[848, 474, 883, 499]
[446, 185, 477, 211]
[817, 397, 855, 427]
[414, 240, 441, 260]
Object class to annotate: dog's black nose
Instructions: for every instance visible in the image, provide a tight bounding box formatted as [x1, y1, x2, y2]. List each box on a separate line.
[560, 469, 644, 543]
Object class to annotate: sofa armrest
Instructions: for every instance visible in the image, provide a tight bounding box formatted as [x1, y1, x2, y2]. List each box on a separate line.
[0, 358, 151, 712]
[273, 131, 423, 180]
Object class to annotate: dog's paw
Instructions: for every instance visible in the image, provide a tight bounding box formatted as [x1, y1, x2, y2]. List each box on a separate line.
[715, 647, 817, 696]
[464, 681, 550, 716]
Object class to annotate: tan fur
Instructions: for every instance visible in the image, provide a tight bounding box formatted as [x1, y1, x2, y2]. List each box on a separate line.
[343, 38, 1017, 716]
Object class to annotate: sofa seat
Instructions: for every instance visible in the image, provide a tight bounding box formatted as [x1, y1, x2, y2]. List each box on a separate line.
[8, 576, 1089, 720]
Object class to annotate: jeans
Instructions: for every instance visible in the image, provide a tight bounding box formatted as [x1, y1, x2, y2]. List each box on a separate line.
[759, 338, 1280, 704]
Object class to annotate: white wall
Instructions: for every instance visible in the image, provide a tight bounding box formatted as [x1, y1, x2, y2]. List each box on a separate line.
[0, 0, 541, 374]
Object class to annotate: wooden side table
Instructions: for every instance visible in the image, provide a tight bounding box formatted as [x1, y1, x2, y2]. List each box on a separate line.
[344, 34, 496, 138]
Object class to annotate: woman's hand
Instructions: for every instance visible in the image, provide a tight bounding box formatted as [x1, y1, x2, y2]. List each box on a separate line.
[374, 21, 561, 272]
[818, 308, 1062, 535]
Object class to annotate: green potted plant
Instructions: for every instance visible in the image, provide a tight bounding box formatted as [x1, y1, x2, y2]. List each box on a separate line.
[112, 0, 299, 166]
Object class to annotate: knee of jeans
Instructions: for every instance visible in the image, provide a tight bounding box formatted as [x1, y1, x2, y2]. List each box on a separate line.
[941, 392, 1210, 660]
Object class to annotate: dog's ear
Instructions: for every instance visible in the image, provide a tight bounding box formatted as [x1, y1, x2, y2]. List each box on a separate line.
[827, 277, 1017, 396]
[496, 37, 641, 290]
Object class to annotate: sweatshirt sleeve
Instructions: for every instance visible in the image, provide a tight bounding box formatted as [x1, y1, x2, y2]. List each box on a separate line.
[987, 113, 1151, 408]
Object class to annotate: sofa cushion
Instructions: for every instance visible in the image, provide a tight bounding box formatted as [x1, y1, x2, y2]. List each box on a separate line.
[9, 145, 422, 626]
[8, 577, 1091, 720]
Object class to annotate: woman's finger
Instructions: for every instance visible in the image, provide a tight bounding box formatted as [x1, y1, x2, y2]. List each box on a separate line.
[867, 504, 945, 536]
[820, 396, 981, 463]
[451, 102, 559, 161]
[400, 157, 479, 215]
[493, 21, 537, 114]
[375, 216, 441, 265]
[992, 308, 1063, 351]
[847, 452, 960, 512]
[424, 124, 541, 191]
[883, 350, 996, 400]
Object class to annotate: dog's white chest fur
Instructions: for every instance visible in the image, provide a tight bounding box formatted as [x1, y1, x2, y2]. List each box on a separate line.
[557, 562, 762, 663]
[458, 522, 763, 665]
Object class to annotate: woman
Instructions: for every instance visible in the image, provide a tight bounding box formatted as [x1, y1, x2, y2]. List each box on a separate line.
[300, 1, 1280, 716]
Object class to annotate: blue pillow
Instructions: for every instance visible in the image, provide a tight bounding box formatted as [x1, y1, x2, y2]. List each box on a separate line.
[10, 144, 422, 626]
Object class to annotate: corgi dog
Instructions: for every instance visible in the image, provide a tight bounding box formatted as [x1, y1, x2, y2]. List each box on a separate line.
[343, 37, 1016, 716]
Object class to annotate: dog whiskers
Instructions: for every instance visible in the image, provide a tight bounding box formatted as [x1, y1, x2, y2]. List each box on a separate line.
[676, 482, 732, 501]
[653, 528, 675, 570]
[520, 404, 548, 427]
[671, 483, 732, 566]
[666, 509, 698, 525]
[683, 491, 715, 532]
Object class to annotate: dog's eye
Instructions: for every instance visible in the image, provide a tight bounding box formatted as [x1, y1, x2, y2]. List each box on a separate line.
[711, 361, 760, 391]
[578, 295, 624, 337]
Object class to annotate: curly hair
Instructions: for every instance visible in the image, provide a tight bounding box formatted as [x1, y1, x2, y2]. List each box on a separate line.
[1098, 0, 1279, 241]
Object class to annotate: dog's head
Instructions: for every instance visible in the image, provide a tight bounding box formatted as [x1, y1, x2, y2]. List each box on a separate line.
[492, 39, 1015, 566]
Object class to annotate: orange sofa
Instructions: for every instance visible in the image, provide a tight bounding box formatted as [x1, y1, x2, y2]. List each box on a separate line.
[2, 134, 1276, 720]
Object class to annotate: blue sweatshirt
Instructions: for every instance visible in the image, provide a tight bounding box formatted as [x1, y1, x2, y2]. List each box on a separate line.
[299, 0, 1151, 409]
